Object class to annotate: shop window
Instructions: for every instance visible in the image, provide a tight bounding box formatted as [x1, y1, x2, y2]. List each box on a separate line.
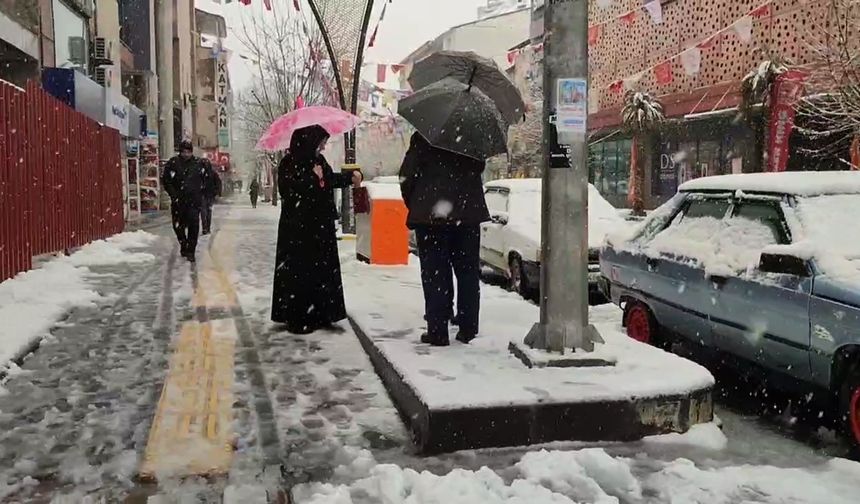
[588, 138, 631, 197]
[53, 0, 89, 71]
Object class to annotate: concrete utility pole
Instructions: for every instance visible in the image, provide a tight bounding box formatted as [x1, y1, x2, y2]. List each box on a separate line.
[525, 0, 597, 353]
[156, 0, 175, 158]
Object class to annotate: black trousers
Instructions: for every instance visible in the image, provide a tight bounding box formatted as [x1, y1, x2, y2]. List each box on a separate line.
[171, 203, 200, 257]
[250, 193, 258, 208]
[201, 198, 214, 234]
[415, 225, 481, 340]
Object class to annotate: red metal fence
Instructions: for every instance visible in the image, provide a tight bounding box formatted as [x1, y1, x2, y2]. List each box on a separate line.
[0, 80, 124, 282]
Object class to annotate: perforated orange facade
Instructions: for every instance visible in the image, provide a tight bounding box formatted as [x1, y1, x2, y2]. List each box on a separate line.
[587, 0, 830, 129]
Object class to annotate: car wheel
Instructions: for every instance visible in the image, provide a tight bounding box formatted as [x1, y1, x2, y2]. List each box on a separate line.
[839, 364, 860, 452]
[624, 301, 656, 345]
[509, 256, 528, 297]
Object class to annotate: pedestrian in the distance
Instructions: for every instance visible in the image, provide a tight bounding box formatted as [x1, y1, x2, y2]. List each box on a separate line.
[271, 125, 363, 334]
[161, 140, 218, 262]
[201, 167, 222, 235]
[399, 132, 489, 346]
[249, 178, 260, 208]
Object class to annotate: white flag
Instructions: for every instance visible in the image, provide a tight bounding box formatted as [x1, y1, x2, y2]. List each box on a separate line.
[733, 16, 754, 44]
[680, 47, 702, 76]
[623, 71, 645, 91]
[597, 0, 612, 9]
[643, 0, 663, 24]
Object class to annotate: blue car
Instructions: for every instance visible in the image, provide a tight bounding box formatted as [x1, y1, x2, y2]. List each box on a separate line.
[599, 172, 860, 449]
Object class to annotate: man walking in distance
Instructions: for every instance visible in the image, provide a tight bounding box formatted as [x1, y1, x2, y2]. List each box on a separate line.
[161, 140, 218, 262]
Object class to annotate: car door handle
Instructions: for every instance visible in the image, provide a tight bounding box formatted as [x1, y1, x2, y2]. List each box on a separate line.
[710, 275, 728, 288]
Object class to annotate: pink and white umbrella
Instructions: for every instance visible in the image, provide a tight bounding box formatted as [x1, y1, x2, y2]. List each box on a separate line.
[255, 106, 362, 152]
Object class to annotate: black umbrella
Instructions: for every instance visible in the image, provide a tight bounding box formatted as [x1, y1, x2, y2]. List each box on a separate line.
[398, 78, 508, 161]
[408, 51, 526, 125]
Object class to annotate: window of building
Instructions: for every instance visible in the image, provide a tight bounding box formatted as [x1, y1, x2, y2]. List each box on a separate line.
[53, 0, 89, 71]
[589, 138, 631, 197]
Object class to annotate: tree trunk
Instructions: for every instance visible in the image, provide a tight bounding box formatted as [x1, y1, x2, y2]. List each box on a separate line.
[628, 136, 646, 216]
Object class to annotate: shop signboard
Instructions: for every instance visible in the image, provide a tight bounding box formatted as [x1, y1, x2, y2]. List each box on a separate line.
[215, 52, 231, 151]
[41, 67, 105, 124]
[767, 70, 807, 172]
[657, 141, 679, 195]
[104, 89, 130, 136]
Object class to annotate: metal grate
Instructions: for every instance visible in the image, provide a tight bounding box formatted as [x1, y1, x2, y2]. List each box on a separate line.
[308, 0, 374, 111]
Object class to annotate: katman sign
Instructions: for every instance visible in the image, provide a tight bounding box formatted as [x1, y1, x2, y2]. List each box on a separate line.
[215, 54, 231, 150]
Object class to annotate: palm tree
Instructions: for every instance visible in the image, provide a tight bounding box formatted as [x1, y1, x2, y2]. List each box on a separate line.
[622, 91, 665, 215]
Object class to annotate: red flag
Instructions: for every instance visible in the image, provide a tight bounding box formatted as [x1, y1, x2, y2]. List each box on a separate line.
[239, 0, 251, 5]
[391, 64, 405, 73]
[619, 10, 636, 25]
[609, 80, 624, 94]
[368, 24, 379, 48]
[293, 0, 301, 11]
[654, 60, 674, 85]
[506, 50, 517, 65]
[376, 64, 387, 82]
[767, 70, 807, 172]
[263, 0, 272, 11]
[750, 3, 771, 18]
[588, 25, 601, 45]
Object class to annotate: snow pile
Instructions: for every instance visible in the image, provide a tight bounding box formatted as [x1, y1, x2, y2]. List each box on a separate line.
[66, 231, 159, 266]
[0, 231, 160, 367]
[0, 261, 100, 367]
[679, 171, 860, 196]
[792, 194, 860, 283]
[645, 215, 778, 276]
[644, 422, 728, 451]
[295, 444, 860, 504]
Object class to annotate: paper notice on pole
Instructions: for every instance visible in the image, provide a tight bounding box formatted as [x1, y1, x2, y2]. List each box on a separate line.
[556, 78, 587, 133]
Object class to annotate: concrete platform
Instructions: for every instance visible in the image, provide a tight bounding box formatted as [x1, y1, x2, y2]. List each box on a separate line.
[342, 257, 716, 454]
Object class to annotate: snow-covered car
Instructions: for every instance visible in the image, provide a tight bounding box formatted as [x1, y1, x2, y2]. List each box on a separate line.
[600, 171, 860, 449]
[481, 178, 627, 297]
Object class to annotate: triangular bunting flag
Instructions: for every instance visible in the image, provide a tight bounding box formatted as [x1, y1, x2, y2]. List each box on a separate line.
[609, 80, 624, 94]
[654, 61, 674, 85]
[588, 25, 601, 45]
[697, 34, 719, 50]
[376, 64, 386, 83]
[643, 0, 663, 24]
[293, 0, 300, 11]
[391, 64, 405, 73]
[624, 71, 645, 90]
[507, 50, 518, 65]
[263, 0, 272, 11]
[680, 47, 702, 76]
[733, 16, 754, 44]
[239, 0, 251, 5]
[751, 3, 771, 18]
[368, 24, 379, 48]
[619, 10, 637, 25]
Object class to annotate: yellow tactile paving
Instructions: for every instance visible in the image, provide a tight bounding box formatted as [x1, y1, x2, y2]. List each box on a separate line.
[140, 319, 238, 480]
[192, 232, 240, 310]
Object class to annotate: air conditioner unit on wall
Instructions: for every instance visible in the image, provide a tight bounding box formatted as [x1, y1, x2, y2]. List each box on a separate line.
[93, 37, 113, 65]
[94, 67, 109, 87]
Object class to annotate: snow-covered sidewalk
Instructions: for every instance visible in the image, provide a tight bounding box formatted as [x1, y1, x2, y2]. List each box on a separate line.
[0, 231, 161, 371]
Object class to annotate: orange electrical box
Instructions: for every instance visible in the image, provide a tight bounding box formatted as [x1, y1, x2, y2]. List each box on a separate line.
[355, 184, 409, 265]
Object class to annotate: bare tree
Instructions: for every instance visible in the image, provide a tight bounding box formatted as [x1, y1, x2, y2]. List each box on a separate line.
[796, 0, 860, 165]
[231, 2, 337, 202]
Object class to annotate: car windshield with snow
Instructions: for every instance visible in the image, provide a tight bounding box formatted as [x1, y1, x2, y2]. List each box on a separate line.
[600, 171, 860, 448]
[480, 178, 627, 299]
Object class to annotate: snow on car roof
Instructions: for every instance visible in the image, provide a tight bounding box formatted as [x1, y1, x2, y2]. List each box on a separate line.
[679, 172, 860, 196]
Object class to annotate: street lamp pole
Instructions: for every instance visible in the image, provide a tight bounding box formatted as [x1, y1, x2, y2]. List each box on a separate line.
[524, 0, 597, 353]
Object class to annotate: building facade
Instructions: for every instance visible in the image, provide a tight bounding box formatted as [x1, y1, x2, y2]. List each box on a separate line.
[582, 0, 847, 209]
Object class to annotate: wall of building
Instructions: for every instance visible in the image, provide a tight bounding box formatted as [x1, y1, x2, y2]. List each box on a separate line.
[95, 0, 121, 91]
[173, 0, 193, 141]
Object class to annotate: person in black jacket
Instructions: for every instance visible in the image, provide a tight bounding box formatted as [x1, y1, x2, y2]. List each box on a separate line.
[271, 125, 363, 334]
[161, 140, 218, 262]
[201, 168, 222, 235]
[399, 132, 490, 346]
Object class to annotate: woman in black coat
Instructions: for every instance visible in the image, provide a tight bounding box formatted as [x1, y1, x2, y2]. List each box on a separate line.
[271, 125, 362, 334]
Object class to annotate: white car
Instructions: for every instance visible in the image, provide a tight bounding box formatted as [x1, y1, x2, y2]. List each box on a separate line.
[481, 178, 627, 297]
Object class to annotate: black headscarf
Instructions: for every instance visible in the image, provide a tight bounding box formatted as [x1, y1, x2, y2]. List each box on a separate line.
[288, 125, 330, 166]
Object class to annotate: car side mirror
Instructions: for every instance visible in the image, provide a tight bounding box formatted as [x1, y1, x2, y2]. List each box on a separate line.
[759, 252, 810, 277]
[491, 213, 508, 225]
